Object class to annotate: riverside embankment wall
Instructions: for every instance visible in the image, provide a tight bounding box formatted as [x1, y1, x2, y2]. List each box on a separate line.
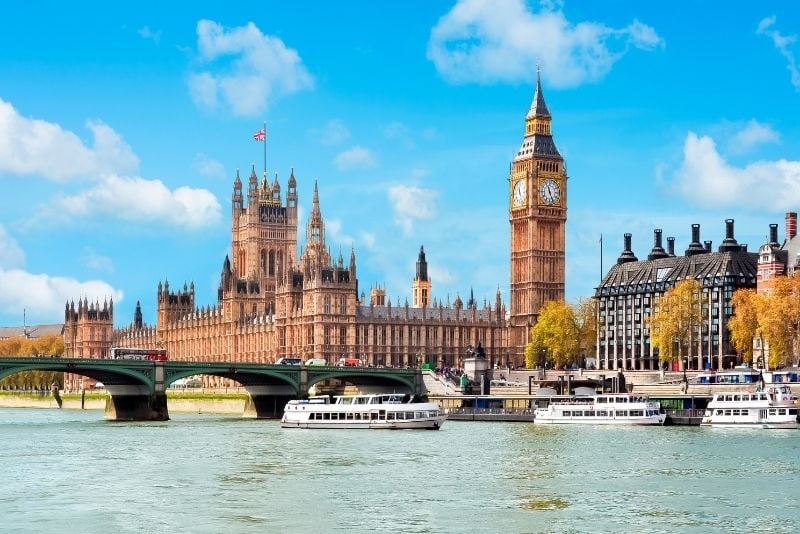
[0, 392, 248, 415]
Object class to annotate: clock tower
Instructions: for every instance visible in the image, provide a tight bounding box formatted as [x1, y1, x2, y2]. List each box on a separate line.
[508, 70, 567, 363]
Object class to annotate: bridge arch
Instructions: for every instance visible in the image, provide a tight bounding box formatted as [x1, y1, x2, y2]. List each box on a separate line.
[0, 358, 155, 390]
[164, 367, 300, 392]
[307, 369, 417, 394]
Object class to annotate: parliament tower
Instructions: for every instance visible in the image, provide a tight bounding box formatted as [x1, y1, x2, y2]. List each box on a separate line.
[508, 71, 567, 359]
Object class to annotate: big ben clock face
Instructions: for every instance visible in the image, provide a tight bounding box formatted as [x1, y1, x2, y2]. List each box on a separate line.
[512, 179, 526, 207]
[539, 178, 560, 205]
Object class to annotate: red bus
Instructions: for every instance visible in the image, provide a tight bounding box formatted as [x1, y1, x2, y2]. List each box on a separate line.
[109, 347, 168, 361]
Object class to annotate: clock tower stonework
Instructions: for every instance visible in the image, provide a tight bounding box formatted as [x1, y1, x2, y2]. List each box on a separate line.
[508, 72, 567, 363]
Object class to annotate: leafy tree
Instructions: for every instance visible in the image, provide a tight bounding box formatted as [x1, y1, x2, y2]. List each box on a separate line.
[574, 298, 597, 365]
[650, 279, 703, 369]
[728, 289, 763, 364]
[524, 342, 536, 369]
[530, 301, 579, 369]
[0, 335, 65, 389]
[759, 275, 800, 368]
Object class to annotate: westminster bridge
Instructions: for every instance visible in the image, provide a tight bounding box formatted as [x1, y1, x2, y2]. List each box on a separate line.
[0, 357, 424, 421]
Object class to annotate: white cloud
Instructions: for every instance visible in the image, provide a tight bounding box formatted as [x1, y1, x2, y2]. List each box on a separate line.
[0, 268, 122, 321]
[0, 225, 25, 269]
[334, 146, 377, 171]
[325, 218, 355, 247]
[674, 131, 800, 211]
[429, 265, 456, 285]
[757, 16, 800, 90]
[312, 120, 351, 145]
[729, 120, 779, 154]
[383, 121, 415, 149]
[0, 98, 139, 181]
[195, 152, 227, 179]
[82, 248, 114, 273]
[361, 232, 376, 250]
[388, 185, 439, 236]
[427, 0, 663, 87]
[188, 19, 314, 117]
[47, 174, 222, 230]
[138, 26, 162, 44]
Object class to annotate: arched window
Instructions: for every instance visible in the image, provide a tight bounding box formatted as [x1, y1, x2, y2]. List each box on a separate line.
[268, 251, 275, 276]
[324, 296, 331, 314]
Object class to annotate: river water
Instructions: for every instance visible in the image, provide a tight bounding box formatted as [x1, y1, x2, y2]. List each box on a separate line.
[1, 408, 799, 533]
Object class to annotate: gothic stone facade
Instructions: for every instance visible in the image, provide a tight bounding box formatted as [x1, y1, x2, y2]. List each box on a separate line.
[64, 168, 508, 383]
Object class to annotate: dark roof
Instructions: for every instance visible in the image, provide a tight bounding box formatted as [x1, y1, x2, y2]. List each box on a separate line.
[515, 135, 561, 159]
[596, 250, 758, 296]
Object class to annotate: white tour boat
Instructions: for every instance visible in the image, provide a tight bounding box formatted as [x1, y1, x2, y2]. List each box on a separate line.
[700, 385, 799, 429]
[281, 393, 446, 430]
[533, 393, 666, 425]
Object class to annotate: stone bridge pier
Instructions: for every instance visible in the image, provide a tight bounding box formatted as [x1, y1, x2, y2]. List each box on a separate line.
[104, 362, 169, 421]
[242, 384, 300, 419]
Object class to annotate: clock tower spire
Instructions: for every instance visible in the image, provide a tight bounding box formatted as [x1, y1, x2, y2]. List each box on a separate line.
[508, 68, 567, 365]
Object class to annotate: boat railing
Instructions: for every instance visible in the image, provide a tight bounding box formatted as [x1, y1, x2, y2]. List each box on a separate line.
[447, 407, 535, 416]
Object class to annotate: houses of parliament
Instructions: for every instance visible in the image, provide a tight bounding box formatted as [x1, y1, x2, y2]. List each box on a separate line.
[62, 75, 567, 377]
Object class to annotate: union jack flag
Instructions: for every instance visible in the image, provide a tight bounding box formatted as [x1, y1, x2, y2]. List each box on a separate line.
[253, 128, 266, 142]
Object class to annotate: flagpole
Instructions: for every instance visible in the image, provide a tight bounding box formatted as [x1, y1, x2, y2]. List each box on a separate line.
[600, 233, 603, 282]
[263, 120, 267, 177]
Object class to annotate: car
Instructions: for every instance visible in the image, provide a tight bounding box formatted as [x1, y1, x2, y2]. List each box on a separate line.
[276, 357, 302, 365]
[336, 357, 362, 367]
[304, 358, 327, 366]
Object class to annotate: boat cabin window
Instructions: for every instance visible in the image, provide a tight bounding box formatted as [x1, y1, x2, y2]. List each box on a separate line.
[790, 409, 798, 415]
[596, 397, 607, 403]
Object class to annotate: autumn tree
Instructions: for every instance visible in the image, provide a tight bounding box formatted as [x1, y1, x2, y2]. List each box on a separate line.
[574, 298, 597, 364]
[530, 301, 579, 369]
[760, 275, 800, 368]
[650, 279, 703, 369]
[0, 335, 65, 390]
[524, 342, 536, 369]
[728, 289, 764, 365]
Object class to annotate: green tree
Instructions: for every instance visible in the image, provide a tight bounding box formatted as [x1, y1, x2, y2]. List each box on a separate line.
[728, 289, 763, 364]
[530, 301, 579, 369]
[650, 279, 703, 369]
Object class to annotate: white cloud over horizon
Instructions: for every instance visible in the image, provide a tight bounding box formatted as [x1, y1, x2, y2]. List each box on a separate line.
[0, 98, 139, 181]
[427, 0, 664, 87]
[757, 16, 800, 91]
[312, 120, 351, 145]
[0, 268, 123, 322]
[674, 131, 800, 211]
[138, 26, 162, 44]
[195, 152, 227, 179]
[334, 146, 377, 171]
[388, 184, 438, 236]
[46, 174, 223, 230]
[0, 224, 25, 269]
[728, 119, 779, 155]
[188, 19, 314, 117]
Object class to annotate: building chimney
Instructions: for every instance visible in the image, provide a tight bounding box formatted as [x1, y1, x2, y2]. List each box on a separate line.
[719, 218, 740, 252]
[617, 233, 638, 264]
[787, 212, 797, 240]
[740, 244, 748, 252]
[685, 224, 705, 256]
[704, 240, 712, 252]
[648, 229, 669, 261]
[769, 224, 779, 247]
[667, 237, 675, 256]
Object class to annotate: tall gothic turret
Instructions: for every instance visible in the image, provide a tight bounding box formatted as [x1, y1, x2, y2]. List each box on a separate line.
[412, 245, 431, 308]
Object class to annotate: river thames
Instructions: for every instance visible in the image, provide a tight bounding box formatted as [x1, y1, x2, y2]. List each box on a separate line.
[2, 408, 799, 533]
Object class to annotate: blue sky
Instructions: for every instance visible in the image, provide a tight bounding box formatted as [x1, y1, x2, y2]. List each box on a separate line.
[1, 1, 799, 327]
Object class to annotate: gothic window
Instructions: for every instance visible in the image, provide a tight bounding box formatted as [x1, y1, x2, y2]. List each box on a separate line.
[268, 251, 275, 276]
[339, 296, 346, 314]
[339, 326, 347, 345]
[324, 296, 331, 314]
[324, 326, 331, 345]
[260, 250, 267, 274]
